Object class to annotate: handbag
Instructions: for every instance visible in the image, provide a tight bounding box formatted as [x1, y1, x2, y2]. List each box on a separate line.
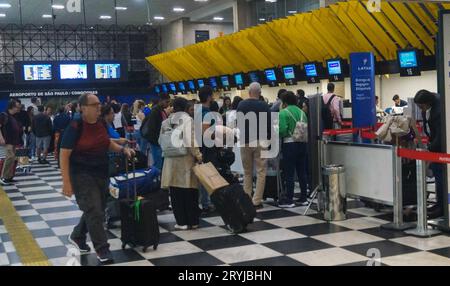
[159, 120, 188, 158]
[193, 163, 229, 195]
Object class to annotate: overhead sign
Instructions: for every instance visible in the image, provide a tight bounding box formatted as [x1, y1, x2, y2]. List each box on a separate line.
[350, 52, 376, 128]
[7, 89, 98, 98]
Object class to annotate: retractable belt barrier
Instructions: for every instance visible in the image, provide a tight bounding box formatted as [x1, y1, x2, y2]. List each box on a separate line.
[398, 148, 450, 164]
[322, 127, 377, 140]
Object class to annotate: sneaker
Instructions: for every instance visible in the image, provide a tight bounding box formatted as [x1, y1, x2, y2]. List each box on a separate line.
[5, 179, 18, 184]
[190, 225, 199, 230]
[295, 199, 309, 207]
[174, 224, 189, 230]
[68, 236, 91, 254]
[278, 202, 296, 208]
[0, 178, 12, 186]
[96, 247, 114, 264]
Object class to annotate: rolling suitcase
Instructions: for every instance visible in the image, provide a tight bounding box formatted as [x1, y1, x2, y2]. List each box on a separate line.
[210, 184, 256, 234]
[120, 157, 159, 252]
[263, 154, 283, 201]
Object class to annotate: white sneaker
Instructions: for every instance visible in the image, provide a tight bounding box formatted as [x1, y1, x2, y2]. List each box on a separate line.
[279, 203, 296, 208]
[174, 224, 188, 230]
[0, 178, 12, 186]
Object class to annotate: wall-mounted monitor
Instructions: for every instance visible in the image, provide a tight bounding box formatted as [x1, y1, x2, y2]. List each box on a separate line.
[234, 73, 245, 90]
[282, 66, 297, 85]
[197, 79, 205, 89]
[303, 62, 321, 84]
[178, 82, 188, 94]
[23, 64, 53, 81]
[264, 68, 279, 87]
[95, 63, 121, 80]
[161, 83, 168, 93]
[188, 80, 197, 93]
[59, 63, 88, 80]
[154, 85, 161, 94]
[326, 59, 345, 82]
[220, 75, 231, 91]
[398, 49, 421, 77]
[248, 71, 260, 83]
[169, 82, 178, 95]
[209, 77, 219, 91]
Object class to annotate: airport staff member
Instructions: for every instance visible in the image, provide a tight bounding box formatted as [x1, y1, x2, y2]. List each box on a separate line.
[414, 90, 444, 219]
[393, 94, 408, 107]
[61, 93, 134, 264]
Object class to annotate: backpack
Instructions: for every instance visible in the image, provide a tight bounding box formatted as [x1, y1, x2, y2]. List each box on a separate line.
[285, 108, 308, 143]
[140, 114, 152, 141]
[322, 94, 337, 130]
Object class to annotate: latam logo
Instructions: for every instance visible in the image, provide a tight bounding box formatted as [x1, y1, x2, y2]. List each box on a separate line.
[358, 66, 372, 71]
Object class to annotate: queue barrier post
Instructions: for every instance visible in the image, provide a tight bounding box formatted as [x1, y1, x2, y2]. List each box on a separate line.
[381, 148, 416, 231]
[404, 150, 441, 237]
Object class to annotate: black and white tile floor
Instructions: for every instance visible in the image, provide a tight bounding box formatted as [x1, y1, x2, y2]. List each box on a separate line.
[1, 156, 450, 266]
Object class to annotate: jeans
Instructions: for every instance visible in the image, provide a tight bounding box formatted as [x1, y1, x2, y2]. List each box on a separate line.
[199, 185, 211, 209]
[280, 142, 308, 204]
[150, 144, 163, 171]
[431, 163, 445, 210]
[70, 171, 109, 252]
[28, 133, 36, 158]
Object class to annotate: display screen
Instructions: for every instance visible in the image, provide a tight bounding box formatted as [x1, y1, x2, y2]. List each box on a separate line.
[283, 67, 295, 80]
[23, 64, 52, 81]
[209, 77, 218, 88]
[327, 60, 342, 75]
[399, 50, 418, 68]
[60, 64, 88, 80]
[265, 69, 277, 82]
[178, 82, 186, 91]
[161, 84, 168, 93]
[305, 64, 318, 77]
[188, 80, 196, 90]
[95, 63, 121, 79]
[169, 83, 177, 92]
[249, 72, 259, 83]
[234, 74, 243, 85]
[221, 76, 230, 86]
[198, 79, 205, 88]
[155, 85, 161, 93]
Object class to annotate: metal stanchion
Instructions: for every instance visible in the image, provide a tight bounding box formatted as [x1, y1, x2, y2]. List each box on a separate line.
[381, 148, 415, 231]
[405, 153, 441, 237]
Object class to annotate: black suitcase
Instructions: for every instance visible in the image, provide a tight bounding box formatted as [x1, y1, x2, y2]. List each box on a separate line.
[145, 189, 171, 212]
[210, 184, 256, 234]
[120, 158, 159, 252]
[263, 155, 282, 201]
[402, 160, 417, 206]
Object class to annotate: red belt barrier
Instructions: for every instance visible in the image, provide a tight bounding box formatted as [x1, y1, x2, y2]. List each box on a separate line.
[323, 128, 357, 136]
[398, 148, 450, 164]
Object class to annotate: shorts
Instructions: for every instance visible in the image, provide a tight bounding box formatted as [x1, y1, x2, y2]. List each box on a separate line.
[36, 136, 51, 150]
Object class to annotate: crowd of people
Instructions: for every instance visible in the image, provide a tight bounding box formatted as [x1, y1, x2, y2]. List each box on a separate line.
[0, 85, 443, 263]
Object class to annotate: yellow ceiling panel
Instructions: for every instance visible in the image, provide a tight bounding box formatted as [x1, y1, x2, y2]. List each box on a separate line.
[408, 2, 438, 35]
[147, 0, 442, 82]
[390, 2, 434, 54]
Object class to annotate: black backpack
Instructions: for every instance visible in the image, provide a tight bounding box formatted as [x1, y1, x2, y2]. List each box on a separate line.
[322, 94, 336, 130]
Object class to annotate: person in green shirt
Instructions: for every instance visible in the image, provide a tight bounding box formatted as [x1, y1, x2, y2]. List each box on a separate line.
[278, 91, 309, 208]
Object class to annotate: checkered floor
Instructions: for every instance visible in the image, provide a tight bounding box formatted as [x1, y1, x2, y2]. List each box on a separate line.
[1, 156, 450, 266]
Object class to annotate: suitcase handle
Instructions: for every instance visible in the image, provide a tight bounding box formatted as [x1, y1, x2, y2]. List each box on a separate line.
[124, 154, 137, 200]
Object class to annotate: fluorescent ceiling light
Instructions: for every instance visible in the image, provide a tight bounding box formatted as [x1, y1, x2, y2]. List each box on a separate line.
[51, 4, 65, 10]
[288, 10, 297, 14]
[213, 17, 224, 21]
[259, 18, 266, 21]
[194, 0, 209, 2]
[0, 13, 5, 17]
[42, 14, 52, 18]
[115, 6, 127, 11]
[173, 7, 185, 12]
[99, 15, 112, 19]
[154, 16, 165, 20]
[0, 3, 11, 8]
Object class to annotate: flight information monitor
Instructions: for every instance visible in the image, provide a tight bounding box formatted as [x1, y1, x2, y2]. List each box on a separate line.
[23, 64, 52, 81]
[95, 63, 121, 79]
[60, 64, 88, 80]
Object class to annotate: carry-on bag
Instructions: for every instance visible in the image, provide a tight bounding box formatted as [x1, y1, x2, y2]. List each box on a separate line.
[193, 162, 229, 195]
[120, 157, 159, 252]
[210, 184, 256, 234]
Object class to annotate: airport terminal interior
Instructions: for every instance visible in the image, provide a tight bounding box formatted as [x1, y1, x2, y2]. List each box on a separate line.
[1, 0, 450, 267]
